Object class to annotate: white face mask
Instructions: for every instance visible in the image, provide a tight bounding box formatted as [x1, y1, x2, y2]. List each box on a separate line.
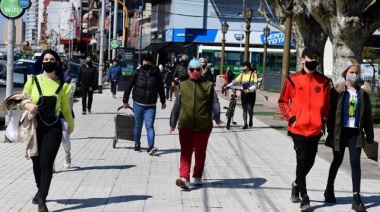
[346, 73, 359, 84]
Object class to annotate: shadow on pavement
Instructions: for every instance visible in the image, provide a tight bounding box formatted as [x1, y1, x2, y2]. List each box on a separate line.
[206, 177, 267, 189]
[57, 165, 135, 173]
[71, 136, 114, 140]
[51, 195, 152, 211]
[311, 195, 380, 211]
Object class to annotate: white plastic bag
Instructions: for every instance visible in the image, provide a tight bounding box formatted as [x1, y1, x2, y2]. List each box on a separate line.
[5, 109, 21, 142]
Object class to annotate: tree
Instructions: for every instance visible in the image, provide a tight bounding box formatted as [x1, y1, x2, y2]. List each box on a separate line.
[259, 0, 380, 81]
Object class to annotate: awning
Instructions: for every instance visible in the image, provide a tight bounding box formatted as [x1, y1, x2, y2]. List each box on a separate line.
[142, 42, 170, 51]
[161, 42, 187, 53]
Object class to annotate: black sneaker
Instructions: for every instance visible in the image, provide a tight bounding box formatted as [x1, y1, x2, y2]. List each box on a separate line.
[82, 111, 86, 115]
[300, 194, 311, 211]
[134, 144, 141, 151]
[324, 184, 336, 203]
[249, 118, 253, 128]
[352, 194, 366, 212]
[290, 182, 300, 203]
[88, 109, 92, 114]
[147, 147, 158, 155]
[242, 124, 248, 129]
[32, 191, 39, 204]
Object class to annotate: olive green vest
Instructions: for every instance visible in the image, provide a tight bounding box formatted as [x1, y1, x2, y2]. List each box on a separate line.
[178, 80, 214, 130]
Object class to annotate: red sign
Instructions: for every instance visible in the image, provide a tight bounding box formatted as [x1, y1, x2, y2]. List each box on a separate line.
[82, 38, 91, 43]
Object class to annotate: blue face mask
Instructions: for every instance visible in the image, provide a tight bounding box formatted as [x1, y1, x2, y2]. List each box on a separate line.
[346, 73, 359, 84]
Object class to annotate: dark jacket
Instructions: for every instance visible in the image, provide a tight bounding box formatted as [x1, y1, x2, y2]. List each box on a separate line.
[172, 64, 189, 83]
[202, 68, 214, 82]
[163, 71, 174, 86]
[170, 79, 220, 130]
[63, 70, 72, 83]
[77, 64, 98, 89]
[123, 67, 166, 105]
[325, 83, 374, 151]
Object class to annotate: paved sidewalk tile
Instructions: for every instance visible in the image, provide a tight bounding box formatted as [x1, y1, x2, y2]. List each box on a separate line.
[0, 89, 379, 211]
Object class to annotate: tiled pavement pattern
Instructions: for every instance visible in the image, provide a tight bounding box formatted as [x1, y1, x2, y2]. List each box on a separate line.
[0, 88, 379, 212]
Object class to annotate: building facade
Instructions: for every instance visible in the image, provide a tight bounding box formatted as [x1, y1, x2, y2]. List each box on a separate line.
[2, 19, 25, 46]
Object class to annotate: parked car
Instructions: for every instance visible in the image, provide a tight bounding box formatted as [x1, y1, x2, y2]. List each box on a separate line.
[0, 61, 26, 123]
[14, 58, 38, 75]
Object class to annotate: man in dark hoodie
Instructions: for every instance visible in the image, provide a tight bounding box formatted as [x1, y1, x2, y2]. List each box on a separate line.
[77, 56, 98, 115]
[123, 55, 166, 156]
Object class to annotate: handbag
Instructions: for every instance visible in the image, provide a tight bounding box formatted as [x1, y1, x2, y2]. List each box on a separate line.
[5, 109, 21, 142]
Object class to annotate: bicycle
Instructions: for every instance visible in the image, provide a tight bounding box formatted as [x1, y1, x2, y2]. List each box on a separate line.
[223, 86, 243, 130]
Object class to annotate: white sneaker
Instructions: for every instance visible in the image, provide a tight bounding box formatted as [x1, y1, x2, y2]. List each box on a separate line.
[175, 178, 190, 190]
[148, 147, 158, 156]
[64, 153, 71, 169]
[193, 177, 203, 186]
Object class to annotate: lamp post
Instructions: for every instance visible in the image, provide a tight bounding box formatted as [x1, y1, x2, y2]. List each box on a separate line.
[262, 25, 270, 90]
[220, 20, 229, 75]
[243, 4, 253, 62]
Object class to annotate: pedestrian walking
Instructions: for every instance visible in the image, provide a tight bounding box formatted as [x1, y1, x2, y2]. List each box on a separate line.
[77, 56, 98, 115]
[22, 49, 74, 212]
[163, 65, 174, 101]
[324, 59, 374, 212]
[199, 57, 214, 82]
[169, 59, 221, 190]
[222, 66, 234, 96]
[107, 59, 123, 98]
[172, 54, 189, 97]
[122, 55, 166, 155]
[278, 46, 331, 212]
[61, 60, 74, 169]
[226, 61, 258, 129]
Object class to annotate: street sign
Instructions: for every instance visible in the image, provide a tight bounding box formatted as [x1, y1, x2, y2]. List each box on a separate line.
[110, 39, 120, 49]
[0, 0, 31, 19]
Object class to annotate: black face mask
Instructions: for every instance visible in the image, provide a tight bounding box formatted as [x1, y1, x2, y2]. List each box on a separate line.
[181, 60, 188, 67]
[142, 64, 152, 71]
[86, 61, 92, 66]
[305, 61, 319, 71]
[43, 62, 57, 73]
[202, 64, 207, 68]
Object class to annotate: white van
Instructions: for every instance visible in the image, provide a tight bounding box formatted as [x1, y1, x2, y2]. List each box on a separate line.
[32, 52, 42, 60]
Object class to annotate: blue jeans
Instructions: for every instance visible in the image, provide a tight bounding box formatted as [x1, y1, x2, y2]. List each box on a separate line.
[133, 102, 157, 148]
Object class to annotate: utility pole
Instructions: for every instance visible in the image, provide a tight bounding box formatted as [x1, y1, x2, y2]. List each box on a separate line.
[98, 0, 106, 94]
[138, 0, 144, 63]
[5, 20, 15, 125]
[112, 0, 118, 59]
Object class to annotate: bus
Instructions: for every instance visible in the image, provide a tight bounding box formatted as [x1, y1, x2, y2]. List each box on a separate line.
[198, 45, 297, 75]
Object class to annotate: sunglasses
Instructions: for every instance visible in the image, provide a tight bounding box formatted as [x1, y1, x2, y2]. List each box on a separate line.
[189, 67, 202, 72]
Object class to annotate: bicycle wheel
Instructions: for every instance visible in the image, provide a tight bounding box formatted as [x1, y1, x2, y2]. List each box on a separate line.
[226, 101, 236, 130]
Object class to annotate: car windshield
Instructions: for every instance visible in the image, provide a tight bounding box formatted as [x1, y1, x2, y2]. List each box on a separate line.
[14, 60, 37, 75]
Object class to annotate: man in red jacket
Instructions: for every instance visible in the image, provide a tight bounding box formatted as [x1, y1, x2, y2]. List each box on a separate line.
[278, 46, 331, 212]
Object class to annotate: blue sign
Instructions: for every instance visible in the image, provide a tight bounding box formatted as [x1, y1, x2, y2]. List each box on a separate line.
[171, 29, 218, 42]
[260, 31, 294, 46]
[19, 0, 31, 9]
[234, 34, 244, 41]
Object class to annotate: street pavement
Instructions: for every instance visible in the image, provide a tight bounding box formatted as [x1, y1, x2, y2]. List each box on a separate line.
[0, 87, 379, 212]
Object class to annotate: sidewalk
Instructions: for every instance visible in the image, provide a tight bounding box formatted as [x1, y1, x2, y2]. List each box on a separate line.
[0, 88, 379, 211]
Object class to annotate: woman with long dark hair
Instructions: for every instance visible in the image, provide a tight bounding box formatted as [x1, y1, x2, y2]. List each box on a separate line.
[22, 49, 74, 212]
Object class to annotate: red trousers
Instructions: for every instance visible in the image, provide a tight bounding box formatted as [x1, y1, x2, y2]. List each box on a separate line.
[178, 129, 211, 181]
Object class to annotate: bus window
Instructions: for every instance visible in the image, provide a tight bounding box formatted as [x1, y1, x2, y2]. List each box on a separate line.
[200, 52, 213, 64]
